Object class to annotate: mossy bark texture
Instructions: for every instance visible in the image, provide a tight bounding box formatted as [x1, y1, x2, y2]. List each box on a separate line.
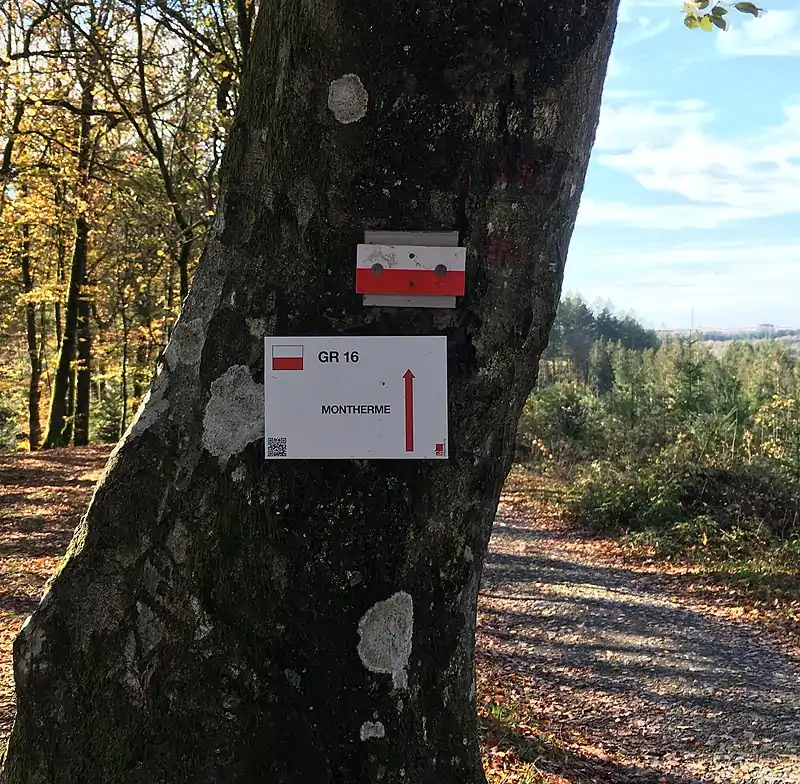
[2, 0, 618, 781]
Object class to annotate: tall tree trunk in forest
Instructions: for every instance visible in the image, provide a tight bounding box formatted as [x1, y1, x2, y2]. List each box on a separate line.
[3, 1, 618, 781]
[42, 211, 89, 448]
[42, 82, 93, 449]
[73, 276, 91, 446]
[53, 184, 67, 347]
[20, 225, 42, 451]
[120, 299, 130, 437]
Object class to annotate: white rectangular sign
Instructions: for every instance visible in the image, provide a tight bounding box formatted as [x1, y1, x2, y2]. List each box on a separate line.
[264, 336, 448, 459]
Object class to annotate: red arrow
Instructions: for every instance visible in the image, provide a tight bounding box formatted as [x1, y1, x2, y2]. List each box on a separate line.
[403, 369, 415, 452]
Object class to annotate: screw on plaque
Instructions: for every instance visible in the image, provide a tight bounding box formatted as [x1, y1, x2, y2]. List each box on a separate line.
[371, 263, 384, 275]
[434, 264, 447, 277]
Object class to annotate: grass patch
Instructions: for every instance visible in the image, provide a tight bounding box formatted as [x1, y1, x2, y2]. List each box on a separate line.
[478, 696, 570, 784]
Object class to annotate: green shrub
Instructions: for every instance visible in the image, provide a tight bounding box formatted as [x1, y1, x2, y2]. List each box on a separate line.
[91, 394, 124, 443]
[518, 382, 604, 465]
[566, 456, 799, 543]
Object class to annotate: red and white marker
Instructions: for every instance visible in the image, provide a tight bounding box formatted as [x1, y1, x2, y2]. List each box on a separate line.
[356, 245, 466, 297]
[271, 345, 304, 371]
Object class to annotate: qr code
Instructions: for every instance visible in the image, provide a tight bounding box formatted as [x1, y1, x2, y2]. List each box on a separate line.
[267, 437, 287, 457]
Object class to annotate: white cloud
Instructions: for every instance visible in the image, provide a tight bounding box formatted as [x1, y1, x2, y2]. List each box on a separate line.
[619, 17, 671, 47]
[606, 50, 628, 80]
[617, 0, 676, 26]
[594, 99, 712, 152]
[583, 102, 800, 229]
[576, 198, 765, 230]
[717, 10, 800, 57]
[565, 241, 800, 328]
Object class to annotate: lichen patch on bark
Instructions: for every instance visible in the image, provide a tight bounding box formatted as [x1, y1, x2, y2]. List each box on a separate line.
[327, 74, 368, 124]
[125, 367, 170, 441]
[246, 318, 266, 339]
[166, 317, 205, 367]
[166, 522, 189, 564]
[135, 601, 165, 658]
[357, 591, 413, 690]
[359, 720, 385, 741]
[201, 365, 264, 462]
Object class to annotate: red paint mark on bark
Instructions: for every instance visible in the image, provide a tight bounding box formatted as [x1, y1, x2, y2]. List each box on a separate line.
[485, 236, 517, 265]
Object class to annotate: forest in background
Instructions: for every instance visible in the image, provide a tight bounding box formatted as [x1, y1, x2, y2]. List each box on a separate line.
[1, 0, 252, 450]
[521, 295, 800, 604]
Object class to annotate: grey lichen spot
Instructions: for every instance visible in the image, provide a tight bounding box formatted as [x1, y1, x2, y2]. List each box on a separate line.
[328, 74, 368, 124]
[429, 190, 455, 224]
[166, 522, 189, 564]
[463, 545, 473, 562]
[246, 318, 266, 340]
[269, 552, 289, 592]
[360, 720, 386, 741]
[288, 177, 317, 230]
[357, 591, 413, 690]
[127, 367, 169, 440]
[202, 365, 264, 463]
[191, 596, 214, 640]
[167, 317, 205, 367]
[136, 601, 165, 658]
[231, 465, 246, 483]
[76, 578, 125, 651]
[121, 631, 142, 699]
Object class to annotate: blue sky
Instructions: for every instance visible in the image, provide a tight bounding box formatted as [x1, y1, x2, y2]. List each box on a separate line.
[565, 0, 800, 329]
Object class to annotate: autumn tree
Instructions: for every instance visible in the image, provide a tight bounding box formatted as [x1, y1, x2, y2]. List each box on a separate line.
[1, 0, 240, 448]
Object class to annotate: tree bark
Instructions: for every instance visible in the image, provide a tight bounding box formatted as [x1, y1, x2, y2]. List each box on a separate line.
[20, 225, 42, 451]
[3, 0, 618, 781]
[41, 211, 89, 448]
[73, 275, 91, 446]
[120, 299, 130, 437]
[42, 81, 93, 449]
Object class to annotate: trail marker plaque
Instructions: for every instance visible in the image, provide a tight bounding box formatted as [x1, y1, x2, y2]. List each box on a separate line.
[264, 336, 448, 459]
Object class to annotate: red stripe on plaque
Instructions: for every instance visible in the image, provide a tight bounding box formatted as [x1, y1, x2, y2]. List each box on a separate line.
[272, 345, 304, 371]
[355, 268, 465, 296]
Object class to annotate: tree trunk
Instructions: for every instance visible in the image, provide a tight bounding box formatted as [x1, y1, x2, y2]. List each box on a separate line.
[3, 1, 618, 781]
[120, 302, 130, 437]
[42, 83, 93, 449]
[54, 184, 67, 347]
[73, 275, 91, 446]
[21, 225, 42, 451]
[41, 212, 89, 448]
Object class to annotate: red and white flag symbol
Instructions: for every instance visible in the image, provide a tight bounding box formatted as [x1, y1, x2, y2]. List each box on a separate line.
[271, 345, 303, 371]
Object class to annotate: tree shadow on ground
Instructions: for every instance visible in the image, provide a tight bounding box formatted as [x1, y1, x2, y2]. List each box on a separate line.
[480, 705, 717, 784]
[478, 517, 800, 783]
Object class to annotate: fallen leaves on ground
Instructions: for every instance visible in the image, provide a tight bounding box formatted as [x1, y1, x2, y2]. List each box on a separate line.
[0, 446, 110, 748]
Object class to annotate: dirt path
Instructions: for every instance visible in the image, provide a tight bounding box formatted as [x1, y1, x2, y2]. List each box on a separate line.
[477, 478, 800, 783]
